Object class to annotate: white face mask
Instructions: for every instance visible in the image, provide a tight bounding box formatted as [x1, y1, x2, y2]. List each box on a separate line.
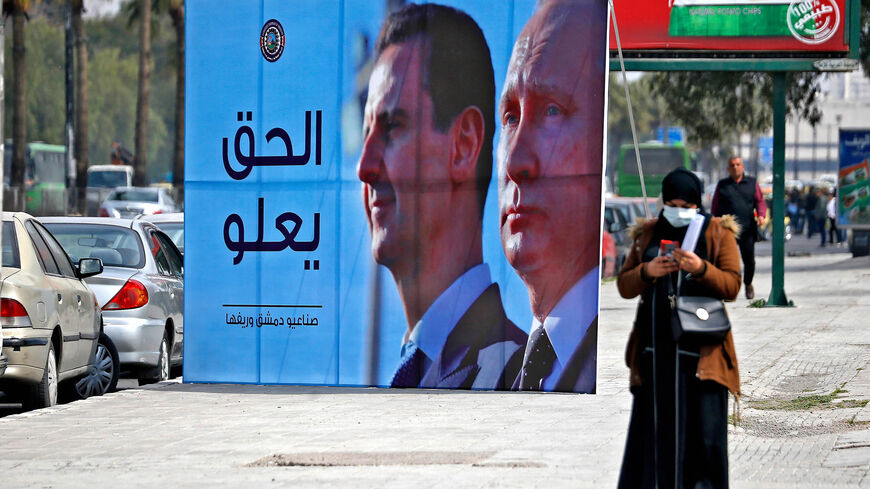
[662, 205, 698, 227]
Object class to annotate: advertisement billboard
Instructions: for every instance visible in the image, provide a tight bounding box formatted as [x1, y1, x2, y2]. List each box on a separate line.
[609, 0, 849, 53]
[184, 0, 607, 393]
[838, 129, 870, 229]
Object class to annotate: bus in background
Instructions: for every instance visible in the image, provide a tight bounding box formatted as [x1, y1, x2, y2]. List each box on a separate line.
[3, 142, 67, 215]
[616, 142, 692, 198]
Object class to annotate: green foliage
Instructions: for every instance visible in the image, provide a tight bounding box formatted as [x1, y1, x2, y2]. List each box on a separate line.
[749, 385, 869, 411]
[607, 74, 670, 177]
[863, 0, 870, 78]
[3, 18, 65, 145]
[3, 7, 178, 182]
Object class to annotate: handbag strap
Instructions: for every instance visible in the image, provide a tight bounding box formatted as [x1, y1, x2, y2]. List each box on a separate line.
[667, 269, 687, 306]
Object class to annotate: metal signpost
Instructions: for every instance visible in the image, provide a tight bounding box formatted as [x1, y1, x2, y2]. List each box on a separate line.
[608, 0, 861, 307]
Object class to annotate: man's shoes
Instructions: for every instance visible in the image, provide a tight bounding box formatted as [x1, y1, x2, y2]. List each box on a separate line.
[745, 284, 755, 300]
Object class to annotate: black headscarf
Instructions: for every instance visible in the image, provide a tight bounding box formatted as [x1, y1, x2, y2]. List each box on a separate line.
[645, 168, 710, 266]
[661, 168, 704, 212]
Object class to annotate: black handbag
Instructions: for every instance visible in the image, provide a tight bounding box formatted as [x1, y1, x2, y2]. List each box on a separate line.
[667, 272, 731, 343]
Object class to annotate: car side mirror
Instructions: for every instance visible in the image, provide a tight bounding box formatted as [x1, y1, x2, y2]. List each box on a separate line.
[78, 258, 104, 279]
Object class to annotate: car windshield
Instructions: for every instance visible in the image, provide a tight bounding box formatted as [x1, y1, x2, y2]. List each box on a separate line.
[154, 222, 184, 251]
[42, 223, 144, 269]
[2, 221, 21, 268]
[89, 171, 129, 188]
[108, 189, 158, 203]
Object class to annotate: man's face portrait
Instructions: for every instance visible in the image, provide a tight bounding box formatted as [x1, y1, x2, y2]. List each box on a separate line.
[357, 39, 452, 274]
[728, 157, 745, 180]
[497, 1, 604, 283]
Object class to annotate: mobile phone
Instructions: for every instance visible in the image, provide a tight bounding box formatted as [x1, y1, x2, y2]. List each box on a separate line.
[660, 239, 679, 258]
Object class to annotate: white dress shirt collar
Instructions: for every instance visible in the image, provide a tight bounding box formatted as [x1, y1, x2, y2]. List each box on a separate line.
[401, 263, 492, 361]
[528, 266, 599, 389]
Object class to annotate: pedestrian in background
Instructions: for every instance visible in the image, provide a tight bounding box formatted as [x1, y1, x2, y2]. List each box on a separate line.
[827, 189, 843, 246]
[616, 168, 741, 489]
[787, 187, 802, 234]
[816, 189, 830, 247]
[711, 156, 766, 299]
[805, 185, 819, 238]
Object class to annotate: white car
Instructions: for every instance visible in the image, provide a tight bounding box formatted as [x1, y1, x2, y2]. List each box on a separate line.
[99, 187, 180, 218]
[140, 213, 184, 255]
[1, 212, 109, 408]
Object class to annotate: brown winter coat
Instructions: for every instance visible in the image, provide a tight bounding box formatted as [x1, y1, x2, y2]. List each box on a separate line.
[617, 215, 742, 396]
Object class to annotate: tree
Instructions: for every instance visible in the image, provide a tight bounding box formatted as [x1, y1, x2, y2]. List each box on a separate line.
[3, 0, 35, 209]
[126, 0, 183, 189]
[167, 0, 183, 191]
[607, 74, 672, 183]
[862, 0, 870, 78]
[133, 0, 151, 186]
[72, 0, 88, 213]
[647, 71, 822, 156]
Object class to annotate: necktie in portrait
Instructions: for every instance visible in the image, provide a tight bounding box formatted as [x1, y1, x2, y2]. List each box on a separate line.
[390, 343, 426, 388]
[519, 327, 557, 391]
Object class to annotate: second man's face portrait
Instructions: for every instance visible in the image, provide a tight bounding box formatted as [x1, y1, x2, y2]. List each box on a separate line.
[497, 0, 606, 306]
[728, 157, 745, 180]
[357, 38, 452, 277]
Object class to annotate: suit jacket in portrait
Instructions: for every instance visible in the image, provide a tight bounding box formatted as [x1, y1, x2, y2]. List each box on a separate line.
[511, 316, 598, 393]
[418, 284, 527, 390]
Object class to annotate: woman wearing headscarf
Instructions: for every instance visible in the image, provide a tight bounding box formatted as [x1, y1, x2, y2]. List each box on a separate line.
[616, 168, 742, 489]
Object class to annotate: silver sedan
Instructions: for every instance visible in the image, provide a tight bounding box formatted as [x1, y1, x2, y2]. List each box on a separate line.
[1, 212, 104, 408]
[41, 217, 184, 384]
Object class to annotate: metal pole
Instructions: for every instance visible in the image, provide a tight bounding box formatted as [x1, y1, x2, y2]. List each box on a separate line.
[1, 17, 5, 222]
[793, 116, 799, 180]
[65, 3, 76, 214]
[827, 123, 832, 171]
[766, 72, 792, 307]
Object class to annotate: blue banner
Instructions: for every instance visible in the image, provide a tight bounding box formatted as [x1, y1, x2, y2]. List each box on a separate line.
[837, 129, 870, 228]
[185, 0, 607, 392]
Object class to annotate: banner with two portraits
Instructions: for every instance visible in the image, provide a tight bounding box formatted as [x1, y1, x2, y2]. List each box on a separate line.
[184, 0, 607, 392]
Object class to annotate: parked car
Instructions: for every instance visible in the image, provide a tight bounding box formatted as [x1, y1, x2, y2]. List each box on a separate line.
[604, 202, 632, 273]
[1, 212, 108, 408]
[601, 230, 618, 278]
[86, 165, 134, 216]
[99, 186, 179, 219]
[607, 196, 655, 225]
[141, 213, 184, 255]
[41, 217, 184, 384]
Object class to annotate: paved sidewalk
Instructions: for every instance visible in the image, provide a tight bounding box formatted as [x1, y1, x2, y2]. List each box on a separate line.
[2, 253, 869, 488]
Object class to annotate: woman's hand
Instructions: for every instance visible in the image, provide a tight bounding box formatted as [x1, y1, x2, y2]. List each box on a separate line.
[672, 248, 705, 275]
[644, 255, 679, 279]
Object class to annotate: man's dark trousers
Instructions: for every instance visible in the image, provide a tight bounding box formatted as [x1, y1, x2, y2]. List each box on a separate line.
[737, 230, 756, 287]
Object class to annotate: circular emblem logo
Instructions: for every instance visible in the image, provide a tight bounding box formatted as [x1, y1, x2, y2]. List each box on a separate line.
[787, 0, 839, 45]
[695, 308, 710, 321]
[260, 19, 285, 62]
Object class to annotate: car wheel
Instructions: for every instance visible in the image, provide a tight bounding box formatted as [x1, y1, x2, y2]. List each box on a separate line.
[138, 332, 169, 385]
[73, 333, 120, 399]
[28, 342, 58, 409]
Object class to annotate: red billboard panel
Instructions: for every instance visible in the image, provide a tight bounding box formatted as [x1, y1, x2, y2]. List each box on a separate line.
[609, 0, 849, 53]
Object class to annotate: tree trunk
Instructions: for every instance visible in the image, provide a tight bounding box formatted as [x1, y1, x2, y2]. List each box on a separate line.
[133, 0, 151, 187]
[73, 0, 89, 214]
[171, 4, 185, 198]
[11, 5, 27, 210]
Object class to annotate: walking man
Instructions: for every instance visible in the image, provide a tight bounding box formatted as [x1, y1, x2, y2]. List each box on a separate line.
[711, 156, 766, 299]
